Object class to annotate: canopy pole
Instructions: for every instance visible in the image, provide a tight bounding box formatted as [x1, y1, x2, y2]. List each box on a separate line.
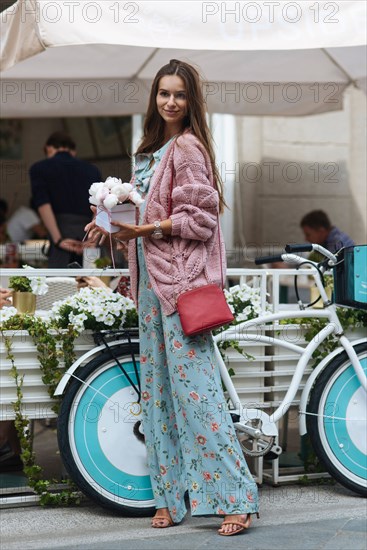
[322, 48, 357, 88]
[133, 48, 160, 79]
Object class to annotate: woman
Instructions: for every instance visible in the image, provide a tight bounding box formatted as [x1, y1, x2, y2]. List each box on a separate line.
[86, 59, 259, 536]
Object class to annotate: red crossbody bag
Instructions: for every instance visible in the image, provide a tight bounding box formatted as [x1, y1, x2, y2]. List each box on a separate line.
[168, 150, 234, 336]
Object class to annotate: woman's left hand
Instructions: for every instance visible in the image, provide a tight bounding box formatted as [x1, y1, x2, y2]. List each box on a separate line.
[110, 221, 140, 242]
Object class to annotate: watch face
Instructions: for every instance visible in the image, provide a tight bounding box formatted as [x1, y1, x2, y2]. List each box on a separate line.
[152, 221, 163, 239]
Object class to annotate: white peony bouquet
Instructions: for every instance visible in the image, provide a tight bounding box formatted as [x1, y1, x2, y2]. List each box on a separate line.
[89, 177, 144, 210]
[90, 177, 144, 233]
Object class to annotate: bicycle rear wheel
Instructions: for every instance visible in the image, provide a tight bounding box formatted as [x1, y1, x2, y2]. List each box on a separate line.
[307, 342, 367, 496]
[57, 343, 155, 515]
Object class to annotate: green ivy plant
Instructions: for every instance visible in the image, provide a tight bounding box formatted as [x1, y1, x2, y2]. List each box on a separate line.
[1, 314, 81, 505]
[0, 288, 139, 506]
[280, 306, 367, 369]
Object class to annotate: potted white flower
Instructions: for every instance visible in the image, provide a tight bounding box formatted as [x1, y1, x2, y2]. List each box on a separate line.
[9, 267, 48, 314]
[224, 283, 271, 323]
[89, 177, 144, 233]
[51, 287, 138, 334]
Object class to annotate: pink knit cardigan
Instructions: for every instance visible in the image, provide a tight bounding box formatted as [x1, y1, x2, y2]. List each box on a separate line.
[128, 131, 227, 316]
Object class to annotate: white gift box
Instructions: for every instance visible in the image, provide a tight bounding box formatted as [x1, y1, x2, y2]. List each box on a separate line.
[96, 203, 136, 233]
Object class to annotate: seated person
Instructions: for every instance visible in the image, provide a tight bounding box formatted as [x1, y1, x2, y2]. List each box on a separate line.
[7, 201, 47, 243]
[300, 210, 355, 254]
[273, 210, 355, 268]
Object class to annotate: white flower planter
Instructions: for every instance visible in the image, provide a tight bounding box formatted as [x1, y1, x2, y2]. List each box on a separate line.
[0, 330, 95, 420]
[223, 338, 268, 407]
[265, 324, 309, 404]
[96, 203, 136, 233]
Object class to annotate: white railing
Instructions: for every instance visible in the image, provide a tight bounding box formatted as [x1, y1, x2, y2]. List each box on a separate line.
[0, 266, 313, 312]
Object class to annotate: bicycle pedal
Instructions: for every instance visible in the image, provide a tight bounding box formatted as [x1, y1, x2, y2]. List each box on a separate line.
[230, 413, 241, 423]
[264, 444, 283, 461]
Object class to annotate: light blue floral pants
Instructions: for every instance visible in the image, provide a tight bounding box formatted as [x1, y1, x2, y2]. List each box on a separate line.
[137, 239, 259, 524]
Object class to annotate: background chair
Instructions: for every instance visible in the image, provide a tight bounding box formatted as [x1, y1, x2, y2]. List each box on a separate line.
[36, 277, 78, 310]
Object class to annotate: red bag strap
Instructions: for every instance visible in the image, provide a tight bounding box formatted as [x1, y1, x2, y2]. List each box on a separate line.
[168, 143, 225, 289]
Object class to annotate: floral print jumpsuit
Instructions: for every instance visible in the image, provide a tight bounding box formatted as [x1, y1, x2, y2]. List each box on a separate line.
[134, 138, 259, 524]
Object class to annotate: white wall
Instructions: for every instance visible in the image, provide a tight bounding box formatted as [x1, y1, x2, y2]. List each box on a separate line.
[234, 85, 366, 254]
[349, 87, 367, 243]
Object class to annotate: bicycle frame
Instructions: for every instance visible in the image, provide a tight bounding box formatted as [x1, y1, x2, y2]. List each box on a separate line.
[214, 310, 365, 425]
[213, 249, 367, 438]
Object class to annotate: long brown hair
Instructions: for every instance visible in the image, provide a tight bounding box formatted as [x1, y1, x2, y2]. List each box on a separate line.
[135, 59, 225, 213]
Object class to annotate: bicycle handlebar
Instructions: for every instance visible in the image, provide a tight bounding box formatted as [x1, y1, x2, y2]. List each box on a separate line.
[285, 244, 313, 253]
[255, 255, 284, 265]
[255, 244, 338, 267]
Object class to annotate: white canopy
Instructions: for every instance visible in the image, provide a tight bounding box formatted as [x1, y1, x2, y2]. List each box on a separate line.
[1, 0, 366, 117]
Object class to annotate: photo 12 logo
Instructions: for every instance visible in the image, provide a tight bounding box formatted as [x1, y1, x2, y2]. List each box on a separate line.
[1, 1, 140, 24]
[1, 80, 141, 105]
[202, 2, 340, 24]
[202, 81, 342, 106]
[218, 160, 340, 184]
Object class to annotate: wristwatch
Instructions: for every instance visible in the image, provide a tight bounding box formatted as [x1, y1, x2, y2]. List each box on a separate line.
[151, 220, 164, 239]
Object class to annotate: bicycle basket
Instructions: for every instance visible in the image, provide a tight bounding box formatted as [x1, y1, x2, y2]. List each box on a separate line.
[333, 245, 367, 310]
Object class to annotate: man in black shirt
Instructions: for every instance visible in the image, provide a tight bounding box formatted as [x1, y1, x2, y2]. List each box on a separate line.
[30, 132, 102, 267]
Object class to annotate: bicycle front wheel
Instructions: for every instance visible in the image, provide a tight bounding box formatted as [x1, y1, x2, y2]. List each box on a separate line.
[307, 342, 367, 496]
[57, 343, 155, 515]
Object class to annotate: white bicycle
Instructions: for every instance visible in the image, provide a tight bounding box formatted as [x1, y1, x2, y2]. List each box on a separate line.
[54, 243, 366, 515]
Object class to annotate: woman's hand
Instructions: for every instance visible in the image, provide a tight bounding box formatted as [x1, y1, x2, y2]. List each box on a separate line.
[76, 276, 111, 291]
[111, 219, 173, 243]
[0, 288, 12, 308]
[84, 206, 137, 246]
[84, 204, 172, 247]
[110, 221, 140, 242]
[58, 238, 84, 254]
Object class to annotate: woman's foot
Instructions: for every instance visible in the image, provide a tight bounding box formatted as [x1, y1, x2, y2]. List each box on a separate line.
[218, 513, 253, 536]
[151, 508, 174, 528]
